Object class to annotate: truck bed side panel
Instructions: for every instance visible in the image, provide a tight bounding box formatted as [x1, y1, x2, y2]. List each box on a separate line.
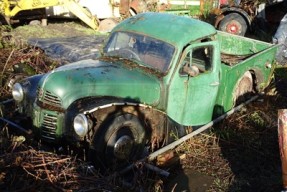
[217, 31, 273, 56]
[214, 43, 278, 115]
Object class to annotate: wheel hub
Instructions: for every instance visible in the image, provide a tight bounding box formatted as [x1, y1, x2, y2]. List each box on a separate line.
[226, 21, 241, 34]
[113, 135, 134, 160]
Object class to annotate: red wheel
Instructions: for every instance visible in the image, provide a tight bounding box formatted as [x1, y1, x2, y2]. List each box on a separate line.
[218, 13, 248, 36]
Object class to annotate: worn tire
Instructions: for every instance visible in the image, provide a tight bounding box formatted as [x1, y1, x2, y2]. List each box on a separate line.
[233, 71, 253, 105]
[90, 113, 146, 170]
[218, 13, 248, 36]
[98, 18, 119, 33]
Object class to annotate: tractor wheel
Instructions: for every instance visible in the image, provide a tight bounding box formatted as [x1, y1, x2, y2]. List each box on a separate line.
[218, 13, 248, 36]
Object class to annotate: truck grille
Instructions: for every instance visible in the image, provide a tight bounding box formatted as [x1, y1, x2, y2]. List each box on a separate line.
[37, 87, 62, 108]
[41, 113, 57, 141]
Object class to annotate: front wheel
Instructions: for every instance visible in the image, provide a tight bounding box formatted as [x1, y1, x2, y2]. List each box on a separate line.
[91, 113, 147, 170]
[218, 13, 248, 36]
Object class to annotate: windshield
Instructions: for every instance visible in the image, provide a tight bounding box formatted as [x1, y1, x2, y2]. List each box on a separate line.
[103, 31, 175, 73]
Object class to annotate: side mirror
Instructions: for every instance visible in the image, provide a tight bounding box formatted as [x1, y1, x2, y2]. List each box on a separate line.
[183, 64, 200, 77]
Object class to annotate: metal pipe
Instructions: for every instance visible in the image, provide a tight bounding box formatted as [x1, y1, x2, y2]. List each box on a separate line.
[119, 95, 259, 175]
[148, 95, 259, 161]
[0, 99, 13, 105]
[144, 163, 170, 177]
[0, 117, 32, 135]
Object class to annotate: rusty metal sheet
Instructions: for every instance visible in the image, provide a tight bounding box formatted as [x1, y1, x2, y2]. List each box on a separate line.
[278, 109, 287, 189]
[119, 0, 130, 15]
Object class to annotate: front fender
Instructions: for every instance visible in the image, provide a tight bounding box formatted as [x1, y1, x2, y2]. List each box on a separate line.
[64, 96, 167, 145]
[17, 74, 45, 116]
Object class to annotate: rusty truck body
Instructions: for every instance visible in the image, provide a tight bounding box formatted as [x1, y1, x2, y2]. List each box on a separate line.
[11, 13, 278, 169]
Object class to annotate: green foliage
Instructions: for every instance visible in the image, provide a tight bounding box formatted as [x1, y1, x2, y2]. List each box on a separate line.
[0, 25, 13, 48]
[248, 111, 266, 128]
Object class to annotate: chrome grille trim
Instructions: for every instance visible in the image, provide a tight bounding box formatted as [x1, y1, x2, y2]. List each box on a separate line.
[37, 87, 62, 107]
[43, 90, 61, 105]
[41, 113, 57, 141]
[42, 135, 56, 140]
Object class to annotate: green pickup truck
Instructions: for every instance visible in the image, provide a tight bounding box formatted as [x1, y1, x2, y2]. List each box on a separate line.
[11, 12, 278, 168]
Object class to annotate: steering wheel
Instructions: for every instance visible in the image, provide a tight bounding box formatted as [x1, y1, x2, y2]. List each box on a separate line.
[119, 48, 141, 61]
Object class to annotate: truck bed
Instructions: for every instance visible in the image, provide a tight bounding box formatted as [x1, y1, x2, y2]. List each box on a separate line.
[215, 31, 279, 112]
[217, 31, 274, 66]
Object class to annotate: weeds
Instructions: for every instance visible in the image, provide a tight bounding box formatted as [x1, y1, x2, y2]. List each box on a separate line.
[0, 46, 59, 98]
[173, 92, 286, 191]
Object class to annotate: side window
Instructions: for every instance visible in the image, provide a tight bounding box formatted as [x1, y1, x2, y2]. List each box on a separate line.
[180, 45, 213, 76]
[192, 46, 213, 72]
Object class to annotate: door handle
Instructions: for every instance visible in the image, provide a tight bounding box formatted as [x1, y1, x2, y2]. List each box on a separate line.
[210, 82, 219, 86]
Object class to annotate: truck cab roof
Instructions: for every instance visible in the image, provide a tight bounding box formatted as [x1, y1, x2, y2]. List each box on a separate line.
[112, 12, 217, 47]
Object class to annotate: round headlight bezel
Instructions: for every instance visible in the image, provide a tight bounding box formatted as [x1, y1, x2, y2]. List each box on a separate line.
[73, 113, 89, 137]
[12, 83, 24, 102]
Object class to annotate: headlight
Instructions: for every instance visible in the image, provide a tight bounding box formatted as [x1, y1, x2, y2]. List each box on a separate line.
[73, 114, 89, 137]
[12, 83, 24, 102]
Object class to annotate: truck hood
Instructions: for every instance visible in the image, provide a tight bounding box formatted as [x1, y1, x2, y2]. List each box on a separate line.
[38, 59, 162, 109]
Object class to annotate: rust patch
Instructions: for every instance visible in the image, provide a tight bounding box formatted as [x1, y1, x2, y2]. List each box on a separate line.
[221, 53, 252, 66]
[233, 71, 253, 105]
[278, 109, 287, 188]
[37, 100, 65, 113]
[119, 0, 130, 16]
[127, 14, 146, 24]
[130, 0, 148, 13]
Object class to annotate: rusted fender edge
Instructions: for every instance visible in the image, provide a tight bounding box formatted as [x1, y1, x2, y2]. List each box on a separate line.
[83, 102, 163, 115]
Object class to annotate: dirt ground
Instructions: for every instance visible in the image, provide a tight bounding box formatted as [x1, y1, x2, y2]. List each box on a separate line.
[1, 20, 287, 192]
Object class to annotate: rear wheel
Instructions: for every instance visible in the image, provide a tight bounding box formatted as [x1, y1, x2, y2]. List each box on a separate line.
[90, 113, 147, 170]
[218, 13, 248, 36]
[233, 71, 253, 105]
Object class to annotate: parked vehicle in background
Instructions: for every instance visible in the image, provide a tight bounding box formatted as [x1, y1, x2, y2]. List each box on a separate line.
[10, 13, 278, 169]
[1, 0, 285, 35]
[0, 0, 99, 29]
[158, 0, 254, 36]
[159, 0, 287, 36]
[0, 0, 150, 32]
[45, 0, 150, 32]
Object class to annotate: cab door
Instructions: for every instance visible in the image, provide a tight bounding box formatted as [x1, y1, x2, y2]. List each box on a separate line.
[167, 41, 221, 126]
